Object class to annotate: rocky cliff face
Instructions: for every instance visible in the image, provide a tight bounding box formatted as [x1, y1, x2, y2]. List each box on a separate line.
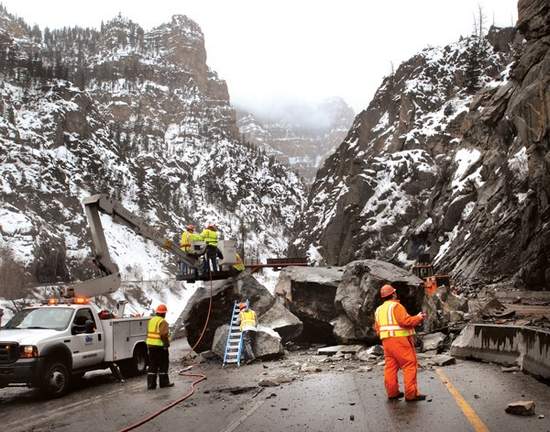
[0, 8, 305, 291]
[292, 0, 549, 291]
[237, 98, 355, 183]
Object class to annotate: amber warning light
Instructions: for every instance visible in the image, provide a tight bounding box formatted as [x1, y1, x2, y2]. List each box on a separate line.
[73, 296, 89, 304]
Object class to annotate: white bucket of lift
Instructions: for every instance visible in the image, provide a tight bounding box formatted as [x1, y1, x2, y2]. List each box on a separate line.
[218, 240, 237, 266]
[190, 240, 206, 255]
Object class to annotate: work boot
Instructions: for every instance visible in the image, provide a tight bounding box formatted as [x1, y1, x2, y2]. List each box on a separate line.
[406, 394, 427, 402]
[159, 373, 175, 388]
[388, 392, 404, 400]
[147, 373, 157, 390]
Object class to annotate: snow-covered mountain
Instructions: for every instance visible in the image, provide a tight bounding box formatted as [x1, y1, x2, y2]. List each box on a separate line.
[292, 10, 550, 292]
[236, 98, 355, 183]
[0, 7, 306, 305]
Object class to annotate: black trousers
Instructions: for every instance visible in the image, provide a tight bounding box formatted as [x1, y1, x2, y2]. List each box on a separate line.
[147, 345, 169, 375]
[204, 245, 219, 272]
[242, 330, 256, 361]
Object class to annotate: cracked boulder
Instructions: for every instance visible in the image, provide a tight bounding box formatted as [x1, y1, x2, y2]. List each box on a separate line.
[211, 324, 284, 359]
[333, 259, 427, 343]
[275, 266, 344, 343]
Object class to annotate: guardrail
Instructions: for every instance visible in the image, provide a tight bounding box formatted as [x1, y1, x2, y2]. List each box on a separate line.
[451, 324, 550, 379]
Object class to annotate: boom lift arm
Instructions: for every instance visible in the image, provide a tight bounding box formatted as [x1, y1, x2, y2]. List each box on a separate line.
[66, 194, 199, 298]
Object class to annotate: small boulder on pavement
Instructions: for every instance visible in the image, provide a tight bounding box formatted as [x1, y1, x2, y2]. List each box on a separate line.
[501, 366, 520, 373]
[505, 401, 536, 416]
[421, 332, 446, 352]
[367, 345, 384, 356]
[317, 344, 364, 355]
[433, 355, 456, 366]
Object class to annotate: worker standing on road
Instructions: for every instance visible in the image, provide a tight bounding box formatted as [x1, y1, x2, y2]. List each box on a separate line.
[238, 303, 257, 364]
[146, 304, 174, 389]
[425, 276, 437, 296]
[374, 284, 426, 402]
[201, 223, 221, 273]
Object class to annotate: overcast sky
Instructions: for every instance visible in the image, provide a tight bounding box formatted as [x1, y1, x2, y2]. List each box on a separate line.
[3, 0, 519, 112]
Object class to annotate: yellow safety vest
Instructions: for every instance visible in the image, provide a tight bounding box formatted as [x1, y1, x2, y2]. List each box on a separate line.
[201, 229, 218, 246]
[374, 301, 415, 340]
[146, 316, 166, 347]
[180, 231, 202, 252]
[233, 254, 245, 272]
[239, 310, 256, 331]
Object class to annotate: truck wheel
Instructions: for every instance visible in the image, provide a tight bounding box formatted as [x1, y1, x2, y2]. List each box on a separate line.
[40, 360, 71, 398]
[120, 345, 148, 378]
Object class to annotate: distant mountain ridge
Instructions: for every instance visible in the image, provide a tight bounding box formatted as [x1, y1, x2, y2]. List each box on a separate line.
[236, 98, 355, 182]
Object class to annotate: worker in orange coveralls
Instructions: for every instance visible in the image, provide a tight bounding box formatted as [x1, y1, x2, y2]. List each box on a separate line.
[374, 284, 427, 402]
[425, 276, 438, 296]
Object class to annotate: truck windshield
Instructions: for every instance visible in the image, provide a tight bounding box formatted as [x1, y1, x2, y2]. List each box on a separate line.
[5, 308, 74, 331]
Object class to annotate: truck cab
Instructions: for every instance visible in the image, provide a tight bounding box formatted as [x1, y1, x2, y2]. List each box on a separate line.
[0, 298, 148, 397]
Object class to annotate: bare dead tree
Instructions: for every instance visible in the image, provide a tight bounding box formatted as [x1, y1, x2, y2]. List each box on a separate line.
[0, 246, 30, 300]
[473, 4, 487, 40]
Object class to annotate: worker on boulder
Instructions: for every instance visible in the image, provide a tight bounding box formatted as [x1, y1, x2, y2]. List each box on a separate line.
[201, 223, 222, 273]
[146, 304, 174, 389]
[238, 303, 257, 364]
[374, 284, 426, 402]
[230, 252, 245, 276]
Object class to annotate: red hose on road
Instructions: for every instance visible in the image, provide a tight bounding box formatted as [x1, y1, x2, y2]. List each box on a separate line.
[118, 369, 207, 432]
[118, 272, 214, 432]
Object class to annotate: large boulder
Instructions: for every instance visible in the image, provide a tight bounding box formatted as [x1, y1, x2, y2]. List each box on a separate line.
[211, 324, 284, 359]
[332, 260, 426, 343]
[211, 324, 230, 357]
[274, 266, 344, 343]
[253, 326, 285, 358]
[180, 274, 302, 352]
[258, 299, 303, 341]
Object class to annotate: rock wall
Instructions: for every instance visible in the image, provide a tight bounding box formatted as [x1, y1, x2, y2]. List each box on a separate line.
[292, 2, 550, 291]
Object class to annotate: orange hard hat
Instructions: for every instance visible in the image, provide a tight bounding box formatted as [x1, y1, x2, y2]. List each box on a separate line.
[238, 303, 247, 310]
[156, 304, 168, 314]
[380, 284, 396, 298]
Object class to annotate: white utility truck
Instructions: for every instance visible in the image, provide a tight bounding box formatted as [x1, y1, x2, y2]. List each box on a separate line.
[0, 299, 148, 397]
[0, 194, 236, 397]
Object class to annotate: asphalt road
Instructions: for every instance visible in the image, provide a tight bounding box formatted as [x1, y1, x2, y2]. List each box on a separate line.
[1, 349, 550, 432]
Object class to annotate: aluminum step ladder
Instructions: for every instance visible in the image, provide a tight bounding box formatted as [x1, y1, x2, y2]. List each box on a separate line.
[223, 300, 248, 367]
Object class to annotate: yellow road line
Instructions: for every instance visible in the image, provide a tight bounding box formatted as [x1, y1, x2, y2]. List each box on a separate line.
[435, 368, 490, 432]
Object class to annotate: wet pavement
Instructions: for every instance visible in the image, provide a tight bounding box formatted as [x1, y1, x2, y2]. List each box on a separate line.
[2, 342, 550, 432]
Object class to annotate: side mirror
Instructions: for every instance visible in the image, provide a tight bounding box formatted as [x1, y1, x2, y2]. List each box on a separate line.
[85, 320, 95, 334]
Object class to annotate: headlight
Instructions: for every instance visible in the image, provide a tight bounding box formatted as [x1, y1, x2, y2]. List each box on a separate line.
[19, 345, 38, 358]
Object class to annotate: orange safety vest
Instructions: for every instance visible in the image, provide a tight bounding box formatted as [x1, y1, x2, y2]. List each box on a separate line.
[374, 300, 415, 339]
[146, 316, 166, 346]
[425, 277, 437, 296]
